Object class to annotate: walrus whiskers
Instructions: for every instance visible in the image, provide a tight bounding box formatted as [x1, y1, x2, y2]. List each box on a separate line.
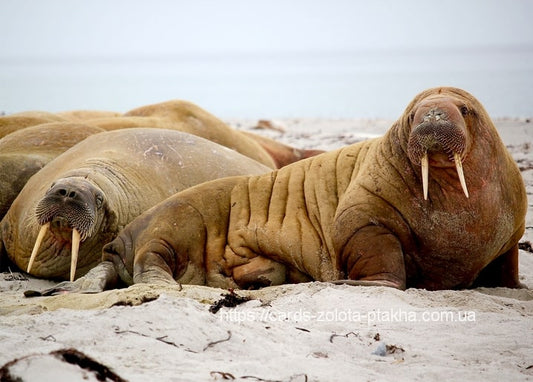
[71, 228, 81, 281]
[27, 222, 50, 274]
[421, 152, 429, 200]
[454, 152, 469, 198]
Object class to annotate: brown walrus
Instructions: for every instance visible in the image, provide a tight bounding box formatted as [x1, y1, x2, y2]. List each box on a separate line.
[0, 128, 270, 282]
[0, 122, 105, 219]
[35, 87, 527, 295]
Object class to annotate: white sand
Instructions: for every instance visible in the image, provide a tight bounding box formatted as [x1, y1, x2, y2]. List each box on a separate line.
[1, 118, 532, 381]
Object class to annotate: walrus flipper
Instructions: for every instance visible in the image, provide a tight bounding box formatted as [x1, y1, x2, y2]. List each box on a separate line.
[335, 223, 407, 290]
[472, 244, 526, 288]
[25, 261, 119, 297]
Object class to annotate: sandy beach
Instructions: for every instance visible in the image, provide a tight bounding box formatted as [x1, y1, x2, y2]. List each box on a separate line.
[1, 117, 532, 381]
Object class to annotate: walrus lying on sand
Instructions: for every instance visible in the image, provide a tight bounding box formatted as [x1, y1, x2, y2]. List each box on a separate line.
[0, 100, 320, 220]
[1, 100, 323, 170]
[0, 128, 270, 281]
[122, 100, 325, 168]
[34, 87, 527, 295]
[0, 111, 67, 138]
[68, 99, 323, 169]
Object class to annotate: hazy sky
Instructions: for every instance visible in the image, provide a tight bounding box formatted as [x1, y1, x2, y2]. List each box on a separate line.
[3, 0, 533, 58]
[2, 0, 532, 117]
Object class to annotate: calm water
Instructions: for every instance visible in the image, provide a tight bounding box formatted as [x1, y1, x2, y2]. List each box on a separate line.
[1, 46, 532, 118]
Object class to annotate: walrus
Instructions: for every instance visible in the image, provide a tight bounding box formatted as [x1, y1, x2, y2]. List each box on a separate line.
[120, 99, 323, 168]
[56, 109, 122, 121]
[0, 111, 67, 138]
[239, 130, 325, 168]
[0, 128, 270, 281]
[34, 87, 528, 295]
[0, 122, 105, 219]
[3, 100, 322, 169]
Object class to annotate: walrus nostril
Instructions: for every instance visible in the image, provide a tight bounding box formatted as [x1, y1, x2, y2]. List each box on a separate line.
[423, 108, 447, 122]
[56, 188, 76, 199]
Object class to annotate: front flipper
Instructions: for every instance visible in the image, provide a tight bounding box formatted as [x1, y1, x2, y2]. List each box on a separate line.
[472, 244, 526, 288]
[336, 225, 407, 290]
[24, 261, 119, 297]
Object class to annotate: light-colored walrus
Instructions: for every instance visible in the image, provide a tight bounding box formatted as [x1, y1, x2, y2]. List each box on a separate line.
[56, 109, 122, 121]
[0, 122, 105, 219]
[0, 128, 270, 281]
[43, 87, 527, 294]
[84, 100, 323, 168]
[2, 100, 322, 170]
[0, 111, 67, 138]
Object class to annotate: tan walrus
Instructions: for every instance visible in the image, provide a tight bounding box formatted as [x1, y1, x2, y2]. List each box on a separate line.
[0, 128, 270, 282]
[0, 111, 67, 138]
[34, 87, 527, 295]
[84, 100, 324, 168]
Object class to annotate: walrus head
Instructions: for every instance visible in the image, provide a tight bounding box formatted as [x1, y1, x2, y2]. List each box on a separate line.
[406, 92, 473, 200]
[27, 177, 106, 281]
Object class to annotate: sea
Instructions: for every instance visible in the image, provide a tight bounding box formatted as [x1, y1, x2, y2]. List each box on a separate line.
[1, 45, 532, 119]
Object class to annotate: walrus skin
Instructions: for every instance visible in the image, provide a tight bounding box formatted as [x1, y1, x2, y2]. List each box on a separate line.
[0, 122, 105, 219]
[38, 87, 527, 294]
[0, 128, 270, 281]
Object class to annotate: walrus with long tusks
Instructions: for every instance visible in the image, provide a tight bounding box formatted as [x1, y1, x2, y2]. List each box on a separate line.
[34, 87, 527, 295]
[0, 122, 105, 219]
[0, 128, 270, 282]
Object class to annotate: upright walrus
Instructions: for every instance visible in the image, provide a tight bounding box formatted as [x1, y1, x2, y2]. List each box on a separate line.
[0, 128, 270, 281]
[37, 87, 527, 294]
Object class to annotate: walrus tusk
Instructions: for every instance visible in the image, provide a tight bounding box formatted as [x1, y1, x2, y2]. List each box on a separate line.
[70, 228, 81, 282]
[27, 222, 50, 274]
[421, 152, 429, 200]
[454, 152, 469, 198]
[420, 152, 468, 200]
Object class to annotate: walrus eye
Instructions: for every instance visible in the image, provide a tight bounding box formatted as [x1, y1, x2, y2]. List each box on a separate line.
[460, 105, 469, 116]
[95, 194, 104, 208]
[408, 112, 415, 124]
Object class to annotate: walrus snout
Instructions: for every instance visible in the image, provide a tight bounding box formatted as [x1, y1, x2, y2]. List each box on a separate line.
[28, 178, 105, 281]
[407, 103, 470, 200]
[35, 179, 103, 239]
[407, 117, 467, 164]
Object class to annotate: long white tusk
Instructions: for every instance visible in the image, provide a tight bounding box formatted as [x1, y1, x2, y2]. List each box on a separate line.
[27, 222, 50, 274]
[421, 152, 429, 200]
[70, 228, 81, 282]
[454, 153, 469, 198]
